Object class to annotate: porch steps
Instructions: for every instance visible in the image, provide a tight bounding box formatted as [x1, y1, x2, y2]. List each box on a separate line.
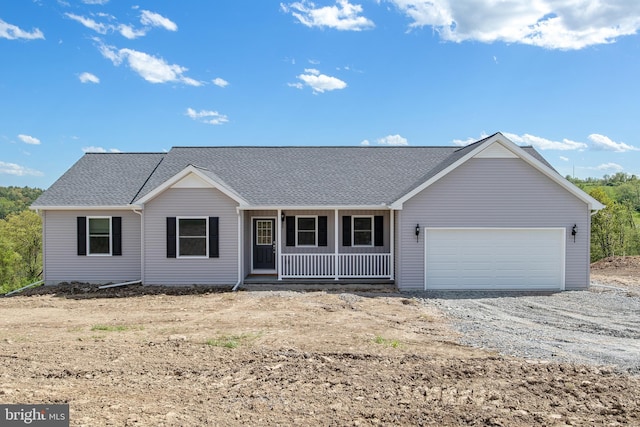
[240, 275, 397, 292]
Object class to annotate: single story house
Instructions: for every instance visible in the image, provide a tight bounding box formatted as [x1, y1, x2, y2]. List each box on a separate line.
[31, 133, 604, 291]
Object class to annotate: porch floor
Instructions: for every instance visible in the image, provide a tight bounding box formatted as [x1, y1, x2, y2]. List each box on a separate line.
[240, 275, 397, 292]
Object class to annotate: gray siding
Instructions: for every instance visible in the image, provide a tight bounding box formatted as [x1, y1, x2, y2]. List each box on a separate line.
[42, 210, 141, 285]
[397, 158, 590, 291]
[143, 188, 239, 285]
[281, 210, 336, 254]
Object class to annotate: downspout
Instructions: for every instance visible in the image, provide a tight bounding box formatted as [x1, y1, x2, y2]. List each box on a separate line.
[334, 208, 339, 280]
[277, 208, 282, 281]
[132, 208, 144, 285]
[232, 208, 243, 291]
[390, 208, 395, 281]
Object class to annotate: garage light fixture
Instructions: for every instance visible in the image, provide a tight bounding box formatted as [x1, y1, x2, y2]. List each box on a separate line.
[415, 224, 420, 242]
[571, 224, 577, 242]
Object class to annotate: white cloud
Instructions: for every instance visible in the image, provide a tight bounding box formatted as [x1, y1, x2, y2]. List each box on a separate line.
[360, 139, 370, 145]
[212, 77, 229, 88]
[82, 146, 121, 153]
[0, 161, 43, 177]
[0, 19, 45, 40]
[592, 162, 625, 172]
[281, 0, 375, 31]
[287, 82, 304, 89]
[82, 0, 109, 4]
[140, 10, 178, 31]
[17, 134, 41, 145]
[387, 0, 640, 50]
[588, 133, 639, 152]
[295, 69, 347, 93]
[503, 132, 587, 151]
[377, 134, 408, 146]
[559, 156, 570, 162]
[65, 13, 109, 34]
[186, 108, 229, 125]
[452, 136, 483, 146]
[99, 44, 202, 85]
[79, 72, 100, 83]
[118, 24, 146, 39]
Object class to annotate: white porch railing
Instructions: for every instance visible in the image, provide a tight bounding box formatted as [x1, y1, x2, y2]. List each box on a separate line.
[281, 253, 391, 279]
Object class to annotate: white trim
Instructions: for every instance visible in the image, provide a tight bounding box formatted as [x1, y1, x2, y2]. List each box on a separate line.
[238, 210, 243, 285]
[250, 216, 277, 273]
[391, 133, 605, 211]
[135, 165, 248, 206]
[277, 209, 282, 281]
[176, 216, 209, 259]
[352, 215, 374, 247]
[31, 205, 140, 211]
[238, 205, 392, 211]
[295, 215, 318, 247]
[87, 216, 112, 256]
[423, 227, 566, 291]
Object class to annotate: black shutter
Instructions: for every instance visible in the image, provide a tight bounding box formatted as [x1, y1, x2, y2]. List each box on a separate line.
[112, 217, 122, 256]
[342, 216, 351, 246]
[167, 217, 176, 258]
[286, 216, 295, 246]
[318, 216, 328, 247]
[77, 216, 87, 256]
[209, 217, 219, 258]
[374, 215, 384, 247]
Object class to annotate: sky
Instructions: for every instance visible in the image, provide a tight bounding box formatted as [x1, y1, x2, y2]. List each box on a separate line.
[1, 0, 640, 189]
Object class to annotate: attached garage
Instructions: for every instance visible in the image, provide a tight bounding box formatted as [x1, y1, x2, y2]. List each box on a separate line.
[424, 228, 565, 291]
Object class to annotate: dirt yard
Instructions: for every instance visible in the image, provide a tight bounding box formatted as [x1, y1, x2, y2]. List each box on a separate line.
[1, 259, 639, 426]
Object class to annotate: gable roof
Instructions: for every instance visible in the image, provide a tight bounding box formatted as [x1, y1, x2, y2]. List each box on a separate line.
[391, 133, 605, 211]
[32, 153, 166, 209]
[32, 133, 603, 211]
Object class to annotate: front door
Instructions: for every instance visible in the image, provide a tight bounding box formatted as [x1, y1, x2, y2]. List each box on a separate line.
[253, 219, 276, 270]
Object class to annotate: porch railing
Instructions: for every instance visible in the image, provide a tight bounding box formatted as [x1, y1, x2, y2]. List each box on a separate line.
[281, 253, 391, 279]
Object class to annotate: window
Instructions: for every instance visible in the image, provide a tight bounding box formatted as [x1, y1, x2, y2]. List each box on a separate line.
[297, 216, 317, 246]
[353, 216, 373, 246]
[88, 217, 111, 255]
[256, 220, 273, 245]
[178, 218, 208, 257]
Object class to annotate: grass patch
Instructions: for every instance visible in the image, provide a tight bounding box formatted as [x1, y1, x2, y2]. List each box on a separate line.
[205, 332, 260, 349]
[91, 324, 142, 332]
[373, 335, 401, 348]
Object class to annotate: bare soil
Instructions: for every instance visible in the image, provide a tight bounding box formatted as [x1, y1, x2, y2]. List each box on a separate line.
[1, 259, 639, 426]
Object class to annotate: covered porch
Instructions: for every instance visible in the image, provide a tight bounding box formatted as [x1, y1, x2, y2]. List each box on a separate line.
[242, 207, 395, 282]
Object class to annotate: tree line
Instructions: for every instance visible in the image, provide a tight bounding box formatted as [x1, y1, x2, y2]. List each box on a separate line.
[0, 187, 43, 293]
[568, 173, 640, 261]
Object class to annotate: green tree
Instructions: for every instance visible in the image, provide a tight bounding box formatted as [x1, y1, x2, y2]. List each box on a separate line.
[0, 234, 21, 293]
[590, 188, 635, 260]
[0, 210, 42, 292]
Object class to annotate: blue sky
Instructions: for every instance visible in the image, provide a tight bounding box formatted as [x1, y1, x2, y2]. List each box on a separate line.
[1, 0, 639, 189]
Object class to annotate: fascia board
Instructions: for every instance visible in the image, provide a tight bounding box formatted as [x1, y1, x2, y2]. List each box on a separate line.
[238, 205, 393, 211]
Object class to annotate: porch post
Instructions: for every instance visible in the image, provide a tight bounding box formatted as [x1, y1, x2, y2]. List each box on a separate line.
[277, 208, 282, 281]
[237, 209, 243, 285]
[390, 209, 395, 280]
[334, 208, 339, 280]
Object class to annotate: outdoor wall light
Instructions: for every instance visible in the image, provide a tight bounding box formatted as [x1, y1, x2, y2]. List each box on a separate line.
[571, 224, 577, 242]
[415, 224, 420, 242]
[281, 212, 286, 222]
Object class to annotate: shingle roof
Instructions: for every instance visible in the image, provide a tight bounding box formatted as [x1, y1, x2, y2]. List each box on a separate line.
[32, 153, 166, 207]
[33, 136, 557, 208]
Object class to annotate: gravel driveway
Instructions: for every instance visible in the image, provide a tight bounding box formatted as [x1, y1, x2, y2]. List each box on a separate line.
[418, 287, 640, 374]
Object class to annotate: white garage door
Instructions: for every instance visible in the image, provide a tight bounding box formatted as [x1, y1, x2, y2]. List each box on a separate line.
[425, 228, 565, 290]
